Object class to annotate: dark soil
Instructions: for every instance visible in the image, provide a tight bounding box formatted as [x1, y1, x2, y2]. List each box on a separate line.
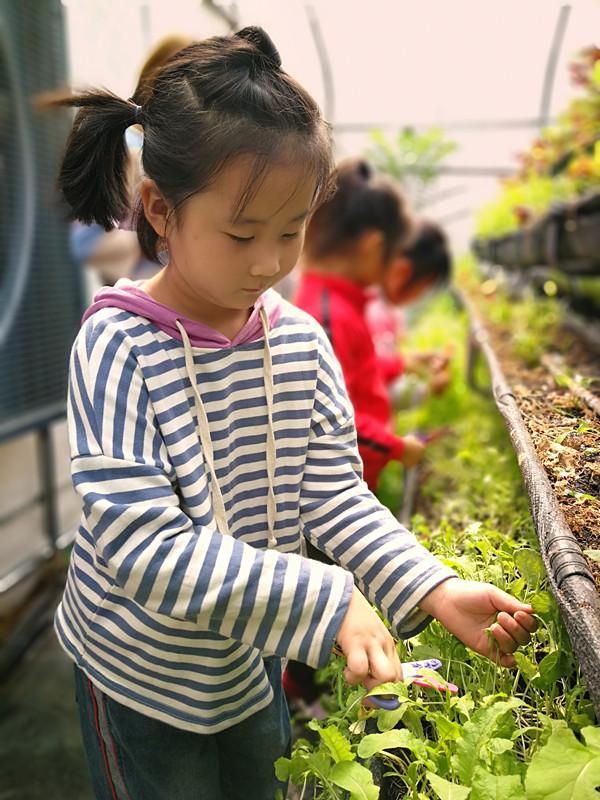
[475, 305, 600, 592]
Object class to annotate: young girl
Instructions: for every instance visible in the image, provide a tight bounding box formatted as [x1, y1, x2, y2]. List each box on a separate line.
[53, 27, 537, 800]
[295, 158, 428, 490]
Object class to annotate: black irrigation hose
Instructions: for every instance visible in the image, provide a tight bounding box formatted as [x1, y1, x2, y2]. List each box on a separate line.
[458, 289, 600, 718]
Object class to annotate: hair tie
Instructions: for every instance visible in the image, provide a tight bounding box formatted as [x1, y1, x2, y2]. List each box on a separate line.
[127, 98, 143, 125]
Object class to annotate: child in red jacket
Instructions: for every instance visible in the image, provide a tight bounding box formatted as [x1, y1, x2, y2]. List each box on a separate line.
[295, 158, 437, 491]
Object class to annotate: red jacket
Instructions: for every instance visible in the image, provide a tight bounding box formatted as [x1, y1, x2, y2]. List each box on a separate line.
[294, 272, 405, 489]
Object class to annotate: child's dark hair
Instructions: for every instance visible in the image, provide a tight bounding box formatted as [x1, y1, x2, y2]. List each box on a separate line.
[51, 26, 334, 262]
[303, 157, 412, 263]
[402, 220, 451, 287]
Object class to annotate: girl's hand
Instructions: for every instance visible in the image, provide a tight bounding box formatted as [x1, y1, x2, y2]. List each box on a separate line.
[400, 434, 426, 467]
[430, 367, 451, 395]
[405, 351, 450, 375]
[429, 353, 451, 373]
[337, 586, 403, 690]
[420, 578, 538, 667]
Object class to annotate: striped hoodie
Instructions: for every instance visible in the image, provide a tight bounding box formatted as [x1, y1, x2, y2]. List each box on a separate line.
[55, 279, 455, 733]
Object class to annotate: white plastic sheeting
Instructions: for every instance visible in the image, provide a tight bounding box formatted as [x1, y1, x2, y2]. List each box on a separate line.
[64, 0, 600, 247]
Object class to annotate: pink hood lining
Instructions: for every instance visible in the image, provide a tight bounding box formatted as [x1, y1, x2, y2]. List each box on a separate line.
[81, 279, 282, 348]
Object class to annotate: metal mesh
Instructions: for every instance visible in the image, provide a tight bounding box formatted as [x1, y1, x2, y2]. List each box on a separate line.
[0, 0, 83, 443]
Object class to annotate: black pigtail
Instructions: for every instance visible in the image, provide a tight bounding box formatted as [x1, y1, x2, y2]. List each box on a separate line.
[54, 90, 139, 230]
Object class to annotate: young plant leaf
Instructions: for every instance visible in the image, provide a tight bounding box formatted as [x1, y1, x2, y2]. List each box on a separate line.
[530, 591, 553, 616]
[349, 719, 367, 736]
[275, 754, 313, 784]
[452, 700, 521, 785]
[428, 711, 463, 741]
[330, 761, 379, 800]
[514, 548, 545, 586]
[376, 705, 408, 732]
[274, 757, 291, 782]
[513, 651, 538, 680]
[470, 767, 525, 800]
[426, 772, 471, 800]
[534, 651, 569, 689]
[484, 738, 514, 756]
[525, 725, 600, 799]
[581, 727, 600, 753]
[452, 693, 475, 721]
[317, 726, 355, 763]
[357, 729, 428, 761]
[365, 682, 407, 698]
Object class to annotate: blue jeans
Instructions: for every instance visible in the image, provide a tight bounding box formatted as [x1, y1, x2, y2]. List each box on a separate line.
[74, 659, 291, 800]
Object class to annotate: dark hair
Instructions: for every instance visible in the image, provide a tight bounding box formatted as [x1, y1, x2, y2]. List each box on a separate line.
[51, 26, 334, 261]
[401, 220, 451, 287]
[302, 157, 412, 263]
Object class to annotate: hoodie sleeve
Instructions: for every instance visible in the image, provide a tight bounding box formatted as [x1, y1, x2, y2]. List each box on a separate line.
[327, 312, 407, 465]
[377, 351, 405, 385]
[68, 315, 354, 668]
[299, 331, 456, 638]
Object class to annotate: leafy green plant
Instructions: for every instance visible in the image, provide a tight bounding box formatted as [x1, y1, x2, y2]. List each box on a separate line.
[474, 45, 600, 242]
[469, 282, 562, 367]
[474, 174, 578, 239]
[282, 293, 598, 799]
[366, 127, 457, 209]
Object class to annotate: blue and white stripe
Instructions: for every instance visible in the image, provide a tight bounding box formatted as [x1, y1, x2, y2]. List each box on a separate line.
[55, 297, 455, 733]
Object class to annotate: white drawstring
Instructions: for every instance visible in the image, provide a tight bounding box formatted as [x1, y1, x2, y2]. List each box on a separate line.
[259, 307, 278, 548]
[175, 312, 278, 548]
[175, 319, 230, 537]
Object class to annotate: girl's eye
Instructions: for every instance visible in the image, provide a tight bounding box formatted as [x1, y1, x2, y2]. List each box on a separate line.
[227, 234, 254, 244]
[282, 232, 300, 240]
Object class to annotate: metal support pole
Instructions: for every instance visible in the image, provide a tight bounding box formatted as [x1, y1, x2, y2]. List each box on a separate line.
[37, 426, 59, 551]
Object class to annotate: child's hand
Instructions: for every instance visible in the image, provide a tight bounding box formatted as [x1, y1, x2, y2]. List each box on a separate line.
[429, 353, 451, 373]
[430, 367, 451, 395]
[405, 351, 450, 376]
[337, 586, 403, 690]
[400, 434, 426, 467]
[420, 578, 538, 667]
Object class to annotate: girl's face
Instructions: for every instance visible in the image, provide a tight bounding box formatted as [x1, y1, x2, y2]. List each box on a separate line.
[381, 256, 434, 306]
[151, 156, 317, 313]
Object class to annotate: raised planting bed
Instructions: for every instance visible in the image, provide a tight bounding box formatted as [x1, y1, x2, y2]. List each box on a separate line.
[472, 191, 600, 277]
[460, 288, 600, 716]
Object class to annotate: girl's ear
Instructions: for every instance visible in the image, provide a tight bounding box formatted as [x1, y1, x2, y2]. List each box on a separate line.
[140, 179, 171, 237]
[356, 229, 386, 283]
[382, 256, 413, 304]
[358, 229, 385, 262]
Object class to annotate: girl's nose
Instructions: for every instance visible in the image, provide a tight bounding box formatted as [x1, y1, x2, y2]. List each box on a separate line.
[249, 252, 281, 278]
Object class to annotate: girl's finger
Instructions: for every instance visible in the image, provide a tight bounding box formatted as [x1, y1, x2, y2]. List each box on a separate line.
[344, 648, 369, 685]
[489, 586, 534, 617]
[489, 622, 519, 654]
[383, 638, 403, 680]
[499, 653, 517, 668]
[496, 612, 533, 646]
[367, 644, 398, 684]
[514, 610, 539, 632]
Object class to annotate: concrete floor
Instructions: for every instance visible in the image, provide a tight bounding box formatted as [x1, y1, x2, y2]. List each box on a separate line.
[0, 619, 93, 800]
[0, 613, 308, 800]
